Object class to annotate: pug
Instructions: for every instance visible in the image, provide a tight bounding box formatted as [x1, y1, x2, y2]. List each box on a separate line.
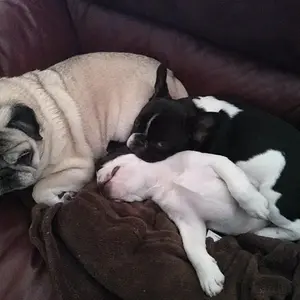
[0, 52, 187, 205]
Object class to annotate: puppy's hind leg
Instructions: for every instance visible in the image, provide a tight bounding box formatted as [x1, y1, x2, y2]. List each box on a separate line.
[175, 218, 225, 297]
[255, 226, 300, 241]
[202, 153, 269, 219]
[255, 205, 300, 241]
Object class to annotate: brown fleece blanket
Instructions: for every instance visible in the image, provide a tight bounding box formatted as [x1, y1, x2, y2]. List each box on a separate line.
[29, 180, 300, 300]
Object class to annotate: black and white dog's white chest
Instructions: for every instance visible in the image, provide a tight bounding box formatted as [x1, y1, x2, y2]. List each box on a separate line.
[194, 96, 300, 222]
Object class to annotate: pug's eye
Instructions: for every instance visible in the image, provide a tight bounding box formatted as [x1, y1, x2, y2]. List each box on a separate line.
[17, 150, 33, 165]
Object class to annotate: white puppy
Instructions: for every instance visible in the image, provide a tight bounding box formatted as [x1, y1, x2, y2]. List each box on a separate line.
[96, 151, 269, 297]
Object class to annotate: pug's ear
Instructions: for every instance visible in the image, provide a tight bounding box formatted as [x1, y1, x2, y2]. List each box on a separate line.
[8, 104, 42, 141]
[191, 112, 218, 143]
[149, 64, 171, 101]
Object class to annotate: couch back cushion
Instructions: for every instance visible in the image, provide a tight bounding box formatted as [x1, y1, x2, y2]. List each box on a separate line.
[67, 0, 300, 127]
[86, 0, 300, 75]
[0, 0, 79, 77]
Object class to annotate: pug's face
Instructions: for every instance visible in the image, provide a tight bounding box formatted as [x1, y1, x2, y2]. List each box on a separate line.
[0, 104, 42, 196]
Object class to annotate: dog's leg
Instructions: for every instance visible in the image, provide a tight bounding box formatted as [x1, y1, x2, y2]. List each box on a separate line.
[158, 188, 224, 296]
[33, 161, 94, 205]
[255, 205, 300, 241]
[175, 218, 225, 297]
[254, 226, 300, 241]
[202, 153, 269, 219]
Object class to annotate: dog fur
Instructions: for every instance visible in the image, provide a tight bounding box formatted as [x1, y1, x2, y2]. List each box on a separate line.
[0, 53, 187, 205]
[96, 151, 269, 297]
[125, 64, 300, 241]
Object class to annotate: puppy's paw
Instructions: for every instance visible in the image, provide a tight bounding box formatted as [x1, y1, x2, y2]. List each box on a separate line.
[240, 201, 269, 220]
[199, 260, 225, 297]
[96, 166, 112, 186]
[96, 154, 138, 185]
[238, 190, 269, 220]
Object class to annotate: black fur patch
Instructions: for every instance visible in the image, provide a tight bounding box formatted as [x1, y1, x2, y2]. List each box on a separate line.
[7, 104, 42, 140]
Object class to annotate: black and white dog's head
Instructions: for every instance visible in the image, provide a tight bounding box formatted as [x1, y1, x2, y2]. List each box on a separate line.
[126, 64, 222, 162]
[0, 104, 42, 195]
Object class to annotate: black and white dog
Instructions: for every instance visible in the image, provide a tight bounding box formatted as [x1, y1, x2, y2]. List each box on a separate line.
[126, 64, 300, 241]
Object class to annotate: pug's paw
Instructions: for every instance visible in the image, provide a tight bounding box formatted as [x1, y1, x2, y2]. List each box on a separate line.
[60, 191, 77, 202]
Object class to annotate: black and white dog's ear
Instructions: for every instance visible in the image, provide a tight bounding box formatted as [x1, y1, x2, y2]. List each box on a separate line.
[8, 104, 42, 141]
[149, 64, 171, 101]
[191, 112, 218, 143]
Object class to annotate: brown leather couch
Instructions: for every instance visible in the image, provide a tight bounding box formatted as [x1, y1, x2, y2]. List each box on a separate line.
[1, 1, 300, 299]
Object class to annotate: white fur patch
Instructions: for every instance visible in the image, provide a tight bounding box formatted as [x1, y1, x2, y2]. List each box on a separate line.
[235, 149, 300, 241]
[145, 113, 159, 135]
[126, 113, 159, 148]
[236, 149, 285, 205]
[193, 96, 242, 118]
[126, 133, 137, 148]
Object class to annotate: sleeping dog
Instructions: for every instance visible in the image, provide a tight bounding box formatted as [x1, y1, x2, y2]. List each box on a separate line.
[0, 54, 187, 205]
[96, 151, 269, 297]
[125, 64, 300, 241]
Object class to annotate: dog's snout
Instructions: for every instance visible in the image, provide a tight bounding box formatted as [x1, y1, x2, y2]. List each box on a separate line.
[133, 134, 147, 148]
[127, 133, 147, 150]
[136, 138, 147, 147]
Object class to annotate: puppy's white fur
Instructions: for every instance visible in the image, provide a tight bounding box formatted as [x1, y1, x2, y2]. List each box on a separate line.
[96, 151, 269, 297]
[193, 96, 242, 118]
